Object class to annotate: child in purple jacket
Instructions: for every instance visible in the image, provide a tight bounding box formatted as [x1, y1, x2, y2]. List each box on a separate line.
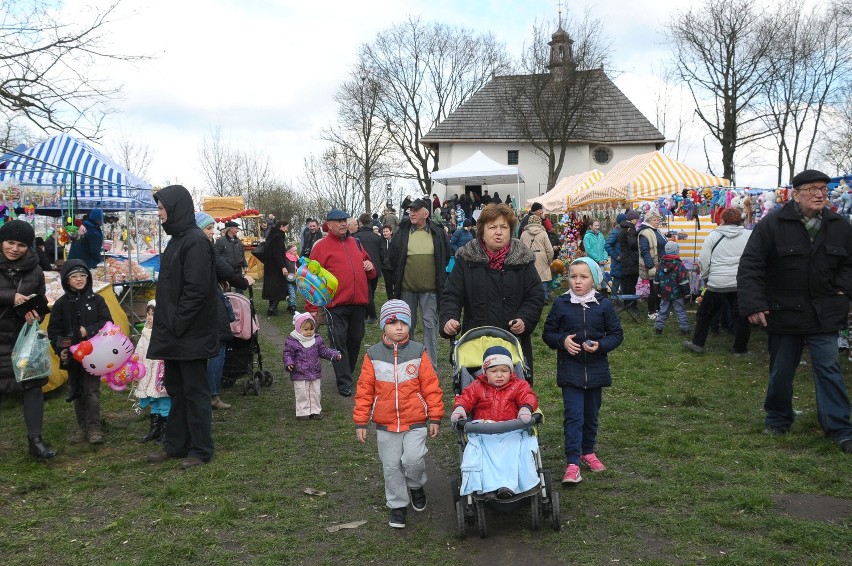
[284, 311, 341, 420]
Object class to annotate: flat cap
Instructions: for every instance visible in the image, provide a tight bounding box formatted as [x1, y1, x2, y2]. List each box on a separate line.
[326, 208, 351, 221]
[224, 221, 240, 228]
[792, 169, 831, 188]
[408, 199, 429, 210]
[624, 210, 640, 220]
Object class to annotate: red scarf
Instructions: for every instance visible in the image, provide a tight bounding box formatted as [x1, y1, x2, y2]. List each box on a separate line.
[481, 240, 510, 270]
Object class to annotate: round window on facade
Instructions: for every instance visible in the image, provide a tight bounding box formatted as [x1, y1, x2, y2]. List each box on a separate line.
[593, 146, 613, 165]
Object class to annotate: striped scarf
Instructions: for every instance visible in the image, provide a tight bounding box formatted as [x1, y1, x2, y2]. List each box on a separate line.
[793, 201, 822, 242]
[481, 240, 510, 270]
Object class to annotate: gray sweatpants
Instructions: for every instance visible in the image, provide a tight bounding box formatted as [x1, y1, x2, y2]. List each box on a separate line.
[376, 428, 428, 509]
[400, 291, 438, 372]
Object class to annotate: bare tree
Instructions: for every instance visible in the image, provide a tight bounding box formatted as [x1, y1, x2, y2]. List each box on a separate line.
[821, 95, 852, 175]
[323, 64, 395, 214]
[298, 149, 363, 215]
[667, 0, 780, 183]
[110, 127, 152, 180]
[0, 117, 38, 150]
[359, 17, 511, 194]
[651, 66, 693, 162]
[199, 126, 233, 197]
[0, 0, 146, 137]
[761, 1, 852, 185]
[499, 15, 612, 190]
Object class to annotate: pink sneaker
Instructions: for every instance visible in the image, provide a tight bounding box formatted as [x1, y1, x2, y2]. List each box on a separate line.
[580, 453, 606, 472]
[561, 464, 582, 484]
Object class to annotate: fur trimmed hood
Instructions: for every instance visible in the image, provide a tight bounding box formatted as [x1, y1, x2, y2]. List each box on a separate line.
[456, 238, 535, 266]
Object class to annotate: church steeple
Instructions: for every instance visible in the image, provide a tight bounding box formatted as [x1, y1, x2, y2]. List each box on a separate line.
[547, 4, 575, 79]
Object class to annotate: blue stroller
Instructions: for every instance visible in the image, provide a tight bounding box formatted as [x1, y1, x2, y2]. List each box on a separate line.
[449, 326, 561, 538]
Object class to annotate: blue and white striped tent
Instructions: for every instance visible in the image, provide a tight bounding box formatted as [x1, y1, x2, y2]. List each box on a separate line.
[0, 133, 155, 211]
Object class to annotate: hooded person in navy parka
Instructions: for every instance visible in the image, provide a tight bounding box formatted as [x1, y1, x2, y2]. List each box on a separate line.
[146, 185, 219, 468]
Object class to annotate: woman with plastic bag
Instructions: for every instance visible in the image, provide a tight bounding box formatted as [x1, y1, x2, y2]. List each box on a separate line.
[0, 220, 56, 459]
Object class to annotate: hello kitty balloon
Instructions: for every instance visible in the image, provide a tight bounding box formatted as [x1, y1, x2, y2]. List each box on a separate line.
[70, 321, 146, 391]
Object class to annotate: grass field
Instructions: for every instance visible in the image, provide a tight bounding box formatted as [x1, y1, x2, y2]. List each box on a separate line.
[0, 284, 850, 565]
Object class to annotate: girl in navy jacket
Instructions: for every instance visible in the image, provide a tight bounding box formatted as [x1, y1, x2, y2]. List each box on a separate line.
[542, 257, 623, 485]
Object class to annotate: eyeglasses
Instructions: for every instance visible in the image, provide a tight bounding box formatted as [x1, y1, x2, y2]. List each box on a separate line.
[796, 185, 829, 196]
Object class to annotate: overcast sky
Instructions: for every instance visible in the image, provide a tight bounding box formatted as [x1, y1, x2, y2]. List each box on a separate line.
[69, 0, 790, 191]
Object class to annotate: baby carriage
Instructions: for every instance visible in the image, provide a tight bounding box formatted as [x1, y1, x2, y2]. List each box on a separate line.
[449, 326, 561, 538]
[222, 286, 273, 395]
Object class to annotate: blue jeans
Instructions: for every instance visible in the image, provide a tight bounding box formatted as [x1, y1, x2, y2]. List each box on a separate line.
[542, 281, 550, 302]
[561, 385, 603, 465]
[288, 283, 297, 310]
[655, 298, 688, 332]
[206, 343, 227, 397]
[766, 333, 852, 443]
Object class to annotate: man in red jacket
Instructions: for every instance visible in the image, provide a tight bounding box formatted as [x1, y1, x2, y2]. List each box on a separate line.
[310, 208, 377, 396]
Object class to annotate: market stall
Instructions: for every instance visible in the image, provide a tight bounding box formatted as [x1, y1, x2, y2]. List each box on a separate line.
[202, 196, 264, 280]
[431, 151, 525, 207]
[526, 169, 602, 214]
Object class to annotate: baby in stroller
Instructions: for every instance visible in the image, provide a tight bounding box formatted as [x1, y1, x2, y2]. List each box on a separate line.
[451, 346, 540, 498]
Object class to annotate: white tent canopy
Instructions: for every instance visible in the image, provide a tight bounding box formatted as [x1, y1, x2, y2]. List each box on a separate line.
[431, 151, 524, 205]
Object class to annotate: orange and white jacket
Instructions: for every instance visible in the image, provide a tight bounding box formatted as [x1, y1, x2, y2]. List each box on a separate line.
[353, 337, 445, 432]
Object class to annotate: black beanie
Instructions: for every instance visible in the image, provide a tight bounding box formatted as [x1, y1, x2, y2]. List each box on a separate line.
[0, 219, 35, 247]
[530, 202, 543, 213]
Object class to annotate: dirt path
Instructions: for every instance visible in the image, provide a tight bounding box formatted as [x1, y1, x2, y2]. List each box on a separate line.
[258, 316, 564, 565]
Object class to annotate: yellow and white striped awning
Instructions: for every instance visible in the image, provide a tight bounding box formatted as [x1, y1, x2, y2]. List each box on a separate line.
[665, 214, 715, 263]
[570, 152, 729, 207]
[528, 169, 603, 213]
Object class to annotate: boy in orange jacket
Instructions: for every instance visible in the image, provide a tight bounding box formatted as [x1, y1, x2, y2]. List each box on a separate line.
[354, 299, 444, 529]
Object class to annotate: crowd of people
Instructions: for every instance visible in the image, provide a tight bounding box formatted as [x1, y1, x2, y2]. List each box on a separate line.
[2, 172, 850, 525]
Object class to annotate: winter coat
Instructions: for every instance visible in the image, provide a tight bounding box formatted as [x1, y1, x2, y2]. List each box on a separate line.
[0, 248, 46, 392]
[583, 230, 608, 264]
[655, 255, 691, 300]
[47, 260, 112, 353]
[353, 337, 445, 432]
[301, 229, 323, 257]
[737, 202, 852, 335]
[148, 185, 220, 360]
[67, 219, 103, 268]
[214, 233, 247, 274]
[381, 236, 394, 271]
[604, 226, 623, 278]
[453, 373, 538, 422]
[520, 223, 554, 283]
[133, 326, 166, 399]
[450, 227, 474, 253]
[542, 293, 624, 389]
[638, 226, 665, 280]
[439, 239, 544, 365]
[262, 228, 290, 302]
[618, 221, 639, 277]
[381, 211, 399, 233]
[388, 217, 452, 300]
[353, 226, 384, 279]
[698, 224, 752, 292]
[309, 233, 376, 308]
[283, 334, 339, 381]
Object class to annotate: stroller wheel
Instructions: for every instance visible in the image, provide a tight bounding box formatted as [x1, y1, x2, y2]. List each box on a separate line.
[221, 376, 235, 388]
[242, 379, 250, 395]
[476, 502, 487, 538]
[550, 491, 561, 531]
[449, 477, 460, 504]
[455, 500, 467, 539]
[530, 492, 542, 531]
[252, 375, 261, 395]
[262, 370, 273, 386]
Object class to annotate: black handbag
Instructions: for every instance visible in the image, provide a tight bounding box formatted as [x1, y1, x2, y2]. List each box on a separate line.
[250, 241, 266, 262]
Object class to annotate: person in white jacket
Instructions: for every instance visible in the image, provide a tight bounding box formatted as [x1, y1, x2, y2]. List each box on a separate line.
[684, 208, 753, 354]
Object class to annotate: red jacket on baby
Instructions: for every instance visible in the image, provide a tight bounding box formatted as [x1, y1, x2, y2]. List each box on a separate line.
[453, 373, 538, 422]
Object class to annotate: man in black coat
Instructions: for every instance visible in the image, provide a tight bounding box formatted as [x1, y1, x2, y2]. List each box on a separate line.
[146, 185, 220, 468]
[353, 213, 385, 324]
[388, 199, 451, 370]
[214, 221, 247, 277]
[738, 169, 852, 454]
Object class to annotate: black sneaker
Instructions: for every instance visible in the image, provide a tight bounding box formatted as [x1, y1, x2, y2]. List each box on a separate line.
[388, 507, 407, 528]
[840, 439, 852, 454]
[410, 488, 427, 512]
[338, 387, 353, 397]
[654, 328, 662, 335]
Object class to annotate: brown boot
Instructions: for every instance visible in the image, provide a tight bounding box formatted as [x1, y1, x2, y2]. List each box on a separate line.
[211, 396, 231, 410]
[68, 428, 87, 444]
[87, 430, 104, 444]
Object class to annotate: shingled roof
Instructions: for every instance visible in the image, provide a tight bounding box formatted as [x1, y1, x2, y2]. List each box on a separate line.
[421, 71, 665, 146]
